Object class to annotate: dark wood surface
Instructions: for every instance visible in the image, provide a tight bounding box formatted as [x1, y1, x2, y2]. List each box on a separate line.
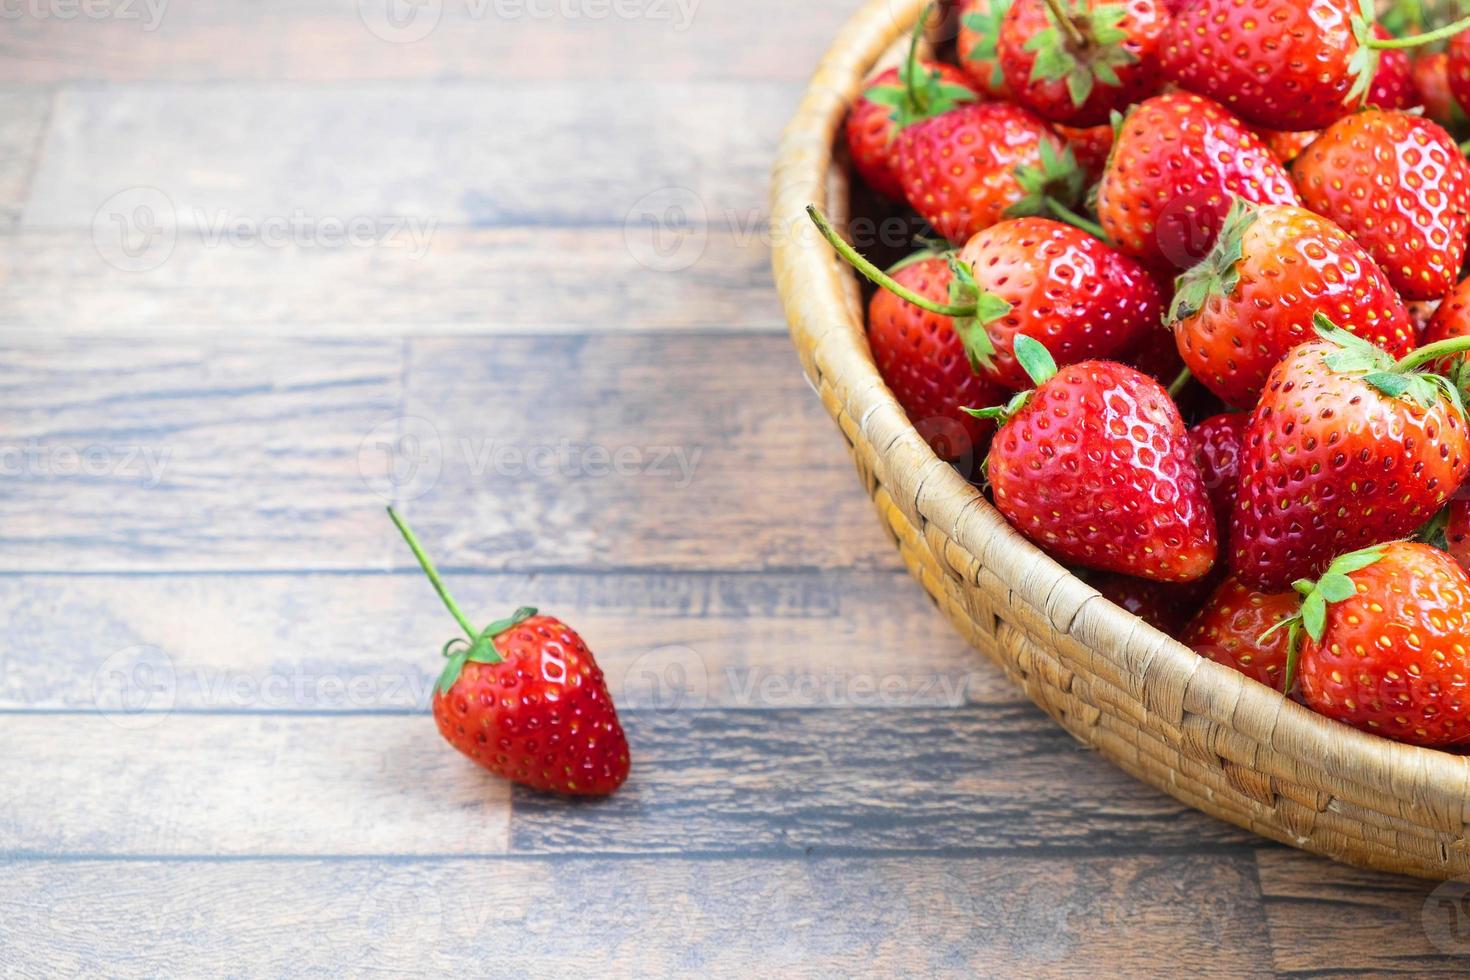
[2, 1, 1467, 975]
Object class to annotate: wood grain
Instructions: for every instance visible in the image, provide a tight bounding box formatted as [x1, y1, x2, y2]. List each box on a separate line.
[0, 334, 900, 571]
[0, 715, 512, 856]
[0, 709, 1253, 856]
[0, 854, 1273, 977]
[1256, 849, 1470, 976]
[0, 0, 862, 83]
[0, 569, 1008, 710]
[0, 89, 51, 226]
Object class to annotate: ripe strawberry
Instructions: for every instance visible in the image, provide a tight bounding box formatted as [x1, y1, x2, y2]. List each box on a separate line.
[1168, 200, 1413, 408]
[969, 337, 1218, 581]
[845, 56, 980, 201]
[867, 252, 1007, 462]
[1448, 30, 1470, 116]
[388, 508, 630, 796]
[809, 208, 1161, 392]
[1291, 108, 1470, 301]
[1189, 411, 1248, 542]
[1089, 571, 1212, 636]
[1056, 121, 1113, 181]
[1417, 498, 1470, 573]
[1096, 93, 1300, 272]
[1256, 128, 1320, 167]
[1366, 25, 1417, 110]
[996, 0, 1167, 126]
[894, 101, 1070, 244]
[1420, 48, 1469, 127]
[1182, 575, 1300, 690]
[1423, 274, 1470, 349]
[1158, 0, 1428, 130]
[959, 0, 1015, 97]
[1229, 317, 1470, 592]
[1284, 542, 1470, 748]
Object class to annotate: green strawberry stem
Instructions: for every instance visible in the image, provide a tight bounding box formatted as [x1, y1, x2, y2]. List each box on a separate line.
[1043, 198, 1107, 241]
[1369, 13, 1470, 48]
[1041, 0, 1089, 51]
[387, 506, 479, 641]
[902, 8, 929, 118]
[1389, 336, 1470, 373]
[806, 205, 976, 317]
[1167, 366, 1191, 399]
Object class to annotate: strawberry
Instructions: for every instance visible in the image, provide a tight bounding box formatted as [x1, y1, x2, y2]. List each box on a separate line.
[1089, 571, 1211, 635]
[1095, 93, 1300, 272]
[1168, 200, 1413, 408]
[1189, 411, 1248, 543]
[1291, 108, 1470, 301]
[1229, 316, 1470, 592]
[959, 0, 1015, 97]
[809, 208, 1161, 391]
[1448, 30, 1470, 116]
[866, 251, 1007, 462]
[967, 337, 1218, 581]
[1158, 0, 1451, 131]
[1182, 575, 1300, 690]
[894, 101, 1072, 244]
[1277, 541, 1470, 748]
[1423, 274, 1470, 349]
[996, 0, 1166, 126]
[1418, 498, 1470, 573]
[1056, 121, 1114, 181]
[1366, 25, 1417, 110]
[845, 23, 981, 201]
[1256, 128, 1320, 167]
[388, 508, 630, 796]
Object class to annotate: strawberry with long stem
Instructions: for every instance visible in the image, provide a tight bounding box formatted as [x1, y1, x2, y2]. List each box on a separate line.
[388, 507, 631, 796]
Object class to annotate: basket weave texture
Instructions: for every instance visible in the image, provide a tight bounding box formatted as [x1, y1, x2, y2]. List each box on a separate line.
[770, 0, 1470, 880]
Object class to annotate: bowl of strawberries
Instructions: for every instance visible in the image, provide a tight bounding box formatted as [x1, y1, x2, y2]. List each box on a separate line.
[771, 0, 1470, 878]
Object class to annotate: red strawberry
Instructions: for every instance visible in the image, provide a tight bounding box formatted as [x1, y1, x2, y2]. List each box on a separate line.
[1182, 575, 1300, 690]
[846, 61, 980, 201]
[809, 208, 1161, 392]
[1366, 25, 1417, 110]
[1158, 0, 1420, 130]
[1168, 200, 1413, 408]
[388, 508, 630, 796]
[1089, 571, 1210, 635]
[1448, 501, 1470, 572]
[867, 252, 1007, 462]
[1413, 51, 1469, 129]
[1449, 30, 1470, 116]
[1291, 108, 1470, 301]
[1096, 93, 1300, 272]
[894, 101, 1070, 244]
[969, 337, 1218, 581]
[958, 0, 1015, 97]
[1284, 541, 1470, 748]
[1056, 121, 1114, 181]
[1423, 275, 1470, 348]
[953, 216, 1161, 388]
[1229, 317, 1470, 592]
[1256, 128, 1320, 167]
[996, 0, 1167, 126]
[1189, 411, 1248, 542]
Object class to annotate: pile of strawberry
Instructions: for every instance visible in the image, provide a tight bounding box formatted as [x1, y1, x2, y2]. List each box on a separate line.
[814, 0, 1470, 749]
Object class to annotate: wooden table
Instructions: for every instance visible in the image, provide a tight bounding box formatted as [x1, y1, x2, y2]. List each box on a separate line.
[2, 1, 1467, 974]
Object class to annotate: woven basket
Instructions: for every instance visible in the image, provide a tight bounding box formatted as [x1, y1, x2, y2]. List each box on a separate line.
[770, 0, 1470, 880]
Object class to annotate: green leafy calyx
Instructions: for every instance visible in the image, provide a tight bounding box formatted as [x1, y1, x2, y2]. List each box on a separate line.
[1168, 198, 1256, 323]
[946, 255, 1013, 373]
[1314, 313, 1470, 419]
[437, 606, 537, 696]
[1346, 0, 1381, 108]
[867, 9, 978, 131]
[1006, 140, 1087, 219]
[962, 334, 1058, 426]
[962, 0, 1014, 91]
[1261, 544, 1387, 692]
[1027, 0, 1137, 107]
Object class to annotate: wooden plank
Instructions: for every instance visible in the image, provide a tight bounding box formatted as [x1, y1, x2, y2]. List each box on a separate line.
[0, 335, 897, 572]
[0, 854, 1272, 977]
[0, 570, 1012, 711]
[2, 709, 1253, 856]
[0, 89, 51, 226]
[0, 228, 783, 334]
[0, 716, 512, 856]
[1257, 848, 1470, 976]
[23, 83, 793, 229]
[0, 0, 858, 84]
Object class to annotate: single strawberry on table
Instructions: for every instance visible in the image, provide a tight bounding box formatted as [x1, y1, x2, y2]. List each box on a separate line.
[1095, 92, 1300, 272]
[1167, 199, 1413, 408]
[1269, 541, 1470, 748]
[1182, 575, 1300, 691]
[1229, 315, 1470, 592]
[808, 208, 1161, 392]
[845, 19, 980, 201]
[965, 336, 1218, 582]
[996, 0, 1167, 126]
[388, 507, 630, 796]
[1291, 107, 1470, 301]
